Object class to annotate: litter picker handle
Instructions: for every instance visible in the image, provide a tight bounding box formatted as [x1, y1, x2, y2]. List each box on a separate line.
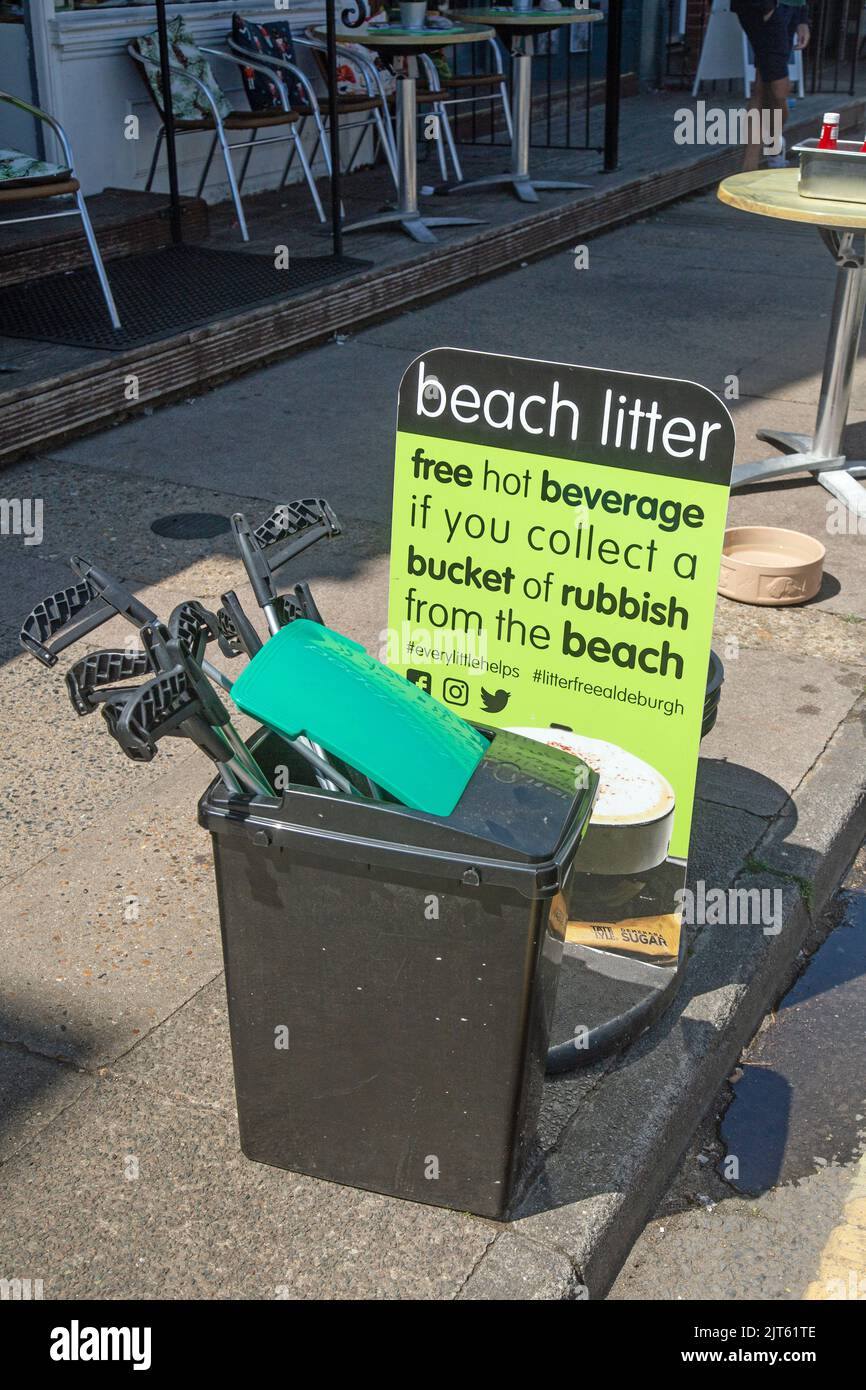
[218, 591, 263, 658]
[65, 647, 152, 715]
[231, 499, 341, 611]
[254, 498, 341, 579]
[21, 578, 110, 667]
[231, 513, 275, 613]
[293, 581, 323, 626]
[19, 558, 157, 666]
[168, 600, 221, 666]
[112, 664, 228, 764]
[69, 557, 157, 626]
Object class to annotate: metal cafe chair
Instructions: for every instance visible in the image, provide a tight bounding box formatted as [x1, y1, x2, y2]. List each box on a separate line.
[414, 35, 513, 184]
[129, 42, 326, 240]
[0, 91, 121, 330]
[227, 30, 399, 191]
[298, 28, 460, 186]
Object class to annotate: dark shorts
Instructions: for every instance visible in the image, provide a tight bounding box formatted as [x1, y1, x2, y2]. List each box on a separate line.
[733, 2, 798, 84]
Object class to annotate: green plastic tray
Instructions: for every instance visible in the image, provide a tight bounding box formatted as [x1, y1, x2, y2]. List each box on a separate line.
[230, 620, 487, 815]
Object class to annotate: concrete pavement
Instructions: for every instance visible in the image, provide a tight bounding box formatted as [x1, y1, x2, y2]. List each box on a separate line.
[0, 190, 865, 1298]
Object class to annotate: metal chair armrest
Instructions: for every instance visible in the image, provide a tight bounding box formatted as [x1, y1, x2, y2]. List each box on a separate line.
[416, 53, 442, 92]
[487, 35, 506, 76]
[0, 89, 75, 170]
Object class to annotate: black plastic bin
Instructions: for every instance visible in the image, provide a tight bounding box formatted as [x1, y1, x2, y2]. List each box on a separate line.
[199, 726, 597, 1220]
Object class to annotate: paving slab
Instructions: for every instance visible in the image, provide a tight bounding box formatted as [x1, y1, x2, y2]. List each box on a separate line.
[757, 695, 866, 903]
[0, 1045, 92, 1165]
[43, 341, 412, 525]
[686, 796, 769, 888]
[1, 760, 224, 1069]
[714, 595, 866, 669]
[0, 1073, 496, 1300]
[0, 640, 198, 886]
[4, 452, 392, 619]
[696, 646, 863, 815]
[112, 976, 235, 1115]
[457, 1232, 580, 1301]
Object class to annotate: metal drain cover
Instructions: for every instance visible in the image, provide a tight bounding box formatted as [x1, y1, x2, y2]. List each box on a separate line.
[150, 512, 231, 540]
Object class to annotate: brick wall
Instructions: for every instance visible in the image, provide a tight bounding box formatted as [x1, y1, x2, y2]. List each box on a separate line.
[684, 0, 712, 78]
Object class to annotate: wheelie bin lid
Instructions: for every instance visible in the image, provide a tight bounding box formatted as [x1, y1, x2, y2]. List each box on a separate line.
[199, 727, 600, 899]
[228, 620, 488, 816]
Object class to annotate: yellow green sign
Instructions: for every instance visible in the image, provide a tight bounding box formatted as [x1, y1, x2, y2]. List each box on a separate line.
[387, 349, 734, 862]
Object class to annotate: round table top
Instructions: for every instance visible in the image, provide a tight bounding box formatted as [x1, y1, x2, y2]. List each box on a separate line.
[452, 6, 602, 26]
[323, 20, 495, 49]
[718, 167, 866, 230]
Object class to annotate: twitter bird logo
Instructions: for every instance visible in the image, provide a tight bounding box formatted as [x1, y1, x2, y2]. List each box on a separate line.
[480, 687, 511, 714]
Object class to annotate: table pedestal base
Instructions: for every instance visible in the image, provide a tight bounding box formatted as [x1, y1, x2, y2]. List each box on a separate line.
[733, 229, 866, 518]
[440, 50, 591, 203]
[339, 206, 485, 244]
[341, 75, 487, 243]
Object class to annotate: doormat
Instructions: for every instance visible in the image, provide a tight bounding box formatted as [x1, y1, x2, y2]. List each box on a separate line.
[0, 244, 369, 351]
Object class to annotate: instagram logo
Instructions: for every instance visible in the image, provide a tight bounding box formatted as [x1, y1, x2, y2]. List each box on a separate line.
[442, 678, 469, 706]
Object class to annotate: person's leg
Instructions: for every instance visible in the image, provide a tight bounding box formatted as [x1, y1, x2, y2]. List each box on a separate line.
[743, 74, 766, 171]
[736, 3, 792, 170]
[764, 73, 791, 162]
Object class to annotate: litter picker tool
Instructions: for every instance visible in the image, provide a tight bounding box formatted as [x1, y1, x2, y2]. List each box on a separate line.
[230, 499, 341, 636]
[19, 570, 269, 796]
[230, 501, 344, 792]
[148, 618, 354, 793]
[20, 557, 233, 690]
[110, 622, 273, 797]
[20, 562, 155, 667]
[21, 561, 356, 798]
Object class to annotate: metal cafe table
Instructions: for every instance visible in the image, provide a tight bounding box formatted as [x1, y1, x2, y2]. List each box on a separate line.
[315, 20, 495, 243]
[719, 167, 866, 519]
[448, 6, 602, 203]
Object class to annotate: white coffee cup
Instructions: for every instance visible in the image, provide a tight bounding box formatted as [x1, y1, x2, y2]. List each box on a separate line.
[400, 1, 428, 27]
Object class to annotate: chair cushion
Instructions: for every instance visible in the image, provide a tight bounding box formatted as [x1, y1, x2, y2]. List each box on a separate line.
[0, 149, 71, 190]
[231, 15, 307, 111]
[133, 16, 232, 122]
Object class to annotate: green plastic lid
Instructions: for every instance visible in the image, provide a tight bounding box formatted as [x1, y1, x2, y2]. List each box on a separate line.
[230, 621, 487, 815]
